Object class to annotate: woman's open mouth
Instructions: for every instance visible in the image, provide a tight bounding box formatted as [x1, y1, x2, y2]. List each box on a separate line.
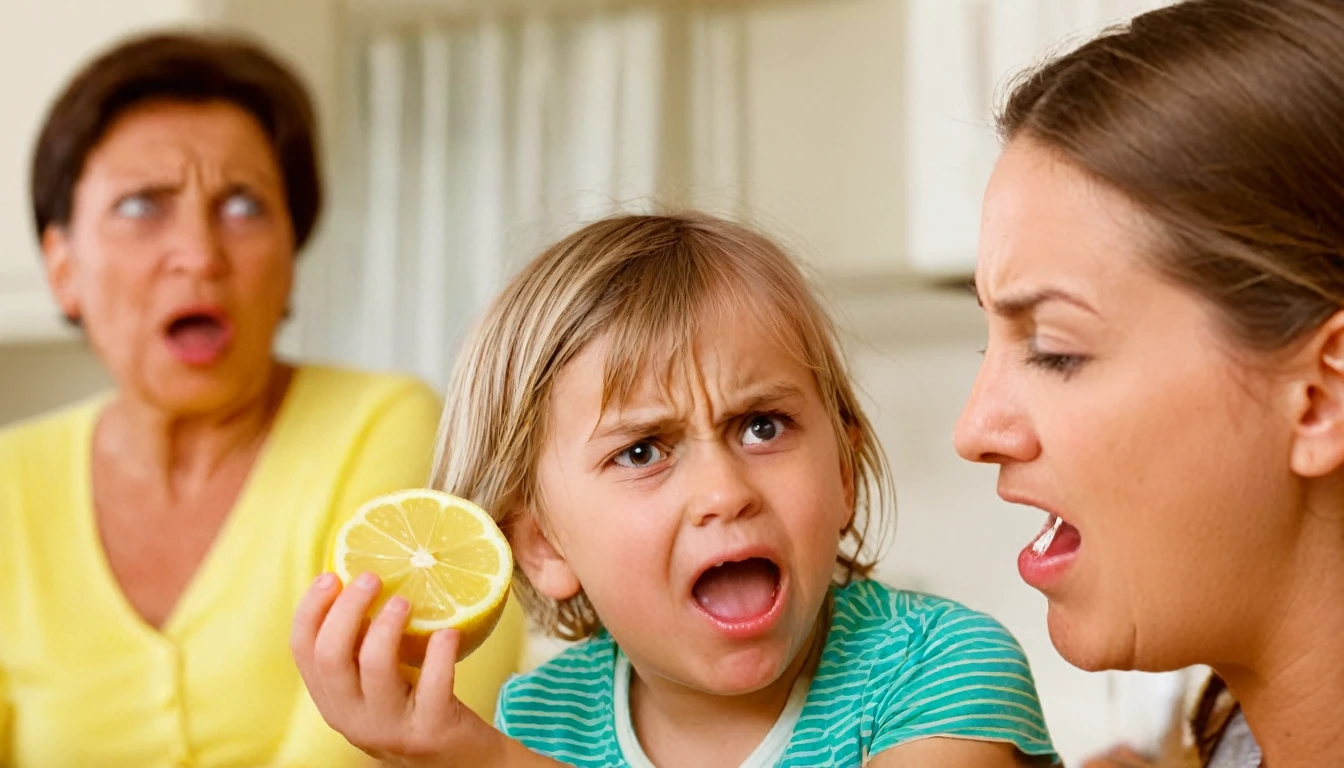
[1018, 514, 1082, 591]
[164, 309, 234, 367]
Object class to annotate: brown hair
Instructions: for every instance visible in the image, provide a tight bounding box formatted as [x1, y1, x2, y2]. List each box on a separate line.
[31, 31, 323, 249]
[430, 213, 893, 639]
[998, 0, 1344, 759]
[1000, 0, 1344, 354]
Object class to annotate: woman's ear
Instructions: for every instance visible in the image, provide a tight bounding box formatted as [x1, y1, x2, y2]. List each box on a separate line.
[41, 225, 80, 323]
[1289, 311, 1344, 477]
[509, 510, 582, 601]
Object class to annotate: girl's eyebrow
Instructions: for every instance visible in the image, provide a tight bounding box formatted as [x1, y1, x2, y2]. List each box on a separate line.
[588, 413, 681, 445]
[722, 381, 805, 418]
[587, 381, 806, 445]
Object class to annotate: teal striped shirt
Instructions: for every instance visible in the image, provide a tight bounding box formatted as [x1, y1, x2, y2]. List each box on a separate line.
[495, 580, 1058, 766]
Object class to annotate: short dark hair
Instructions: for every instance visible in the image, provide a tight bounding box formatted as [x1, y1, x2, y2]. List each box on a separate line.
[30, 30, 323, 251]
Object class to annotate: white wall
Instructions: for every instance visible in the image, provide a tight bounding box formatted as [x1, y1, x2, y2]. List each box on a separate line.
[0, 0, 204, 342]
[741, 0, 906, 281]
[0, 341, 110, 427]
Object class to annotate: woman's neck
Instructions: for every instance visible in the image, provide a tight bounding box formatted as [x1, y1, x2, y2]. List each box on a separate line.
[628, 613, 827, 768]
[98, 361, 291, 495]
[1218, 515, 1344, 768]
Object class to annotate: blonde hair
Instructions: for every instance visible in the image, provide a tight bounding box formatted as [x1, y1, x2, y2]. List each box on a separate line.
[430, 212, 892, 640]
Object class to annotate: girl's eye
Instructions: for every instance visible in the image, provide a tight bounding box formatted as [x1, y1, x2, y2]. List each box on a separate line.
[114, 194, 158, 219]
[221, 191, 264, 219]
[614, 441, 666, 469]
[742, 414, 785, 446]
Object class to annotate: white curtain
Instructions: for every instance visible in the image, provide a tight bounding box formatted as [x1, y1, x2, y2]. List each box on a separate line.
[297, 5, 747, 389]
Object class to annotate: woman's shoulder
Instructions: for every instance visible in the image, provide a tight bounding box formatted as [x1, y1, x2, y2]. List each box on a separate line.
[263, 363, 442, 475]
[282, 364, 441, 433]
[0, 396, 104, 475]
[289, 363, 439, 408]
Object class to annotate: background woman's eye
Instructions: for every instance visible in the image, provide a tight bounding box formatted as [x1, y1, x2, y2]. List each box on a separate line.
[221, 191, 263, 219]
[114, 194, 157, 219]
[742, 414, 783, 445]
[614, 441, 665, 468]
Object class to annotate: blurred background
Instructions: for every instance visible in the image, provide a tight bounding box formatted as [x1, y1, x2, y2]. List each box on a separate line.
[0, 0, 1192, 763]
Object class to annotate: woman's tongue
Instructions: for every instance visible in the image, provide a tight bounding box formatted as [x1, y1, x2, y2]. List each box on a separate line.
[166, 316, 228, 364]
[692, 559, 779, 622]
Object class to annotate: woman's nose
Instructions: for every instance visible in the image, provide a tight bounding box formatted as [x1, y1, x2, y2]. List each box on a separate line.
[165, 199, 227, 278]
[954, 357, 1040, 465]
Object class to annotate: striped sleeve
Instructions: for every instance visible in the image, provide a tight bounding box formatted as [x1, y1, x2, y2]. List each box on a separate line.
[870, 604, 1057, 761]
[493, 675, 514, 733]
[488, 639, 620, 767]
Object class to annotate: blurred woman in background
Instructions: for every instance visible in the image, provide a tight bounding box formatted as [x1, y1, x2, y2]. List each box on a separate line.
[0, 31, 522, 767]
[957, 1, 1344, 766]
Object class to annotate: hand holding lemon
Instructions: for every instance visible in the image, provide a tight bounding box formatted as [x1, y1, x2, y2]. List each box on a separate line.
[291, 490, 558, 767]
[328, 489, 513, 665]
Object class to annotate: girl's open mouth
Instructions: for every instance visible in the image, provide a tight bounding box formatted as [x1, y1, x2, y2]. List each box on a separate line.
[691, 557, 786, 638]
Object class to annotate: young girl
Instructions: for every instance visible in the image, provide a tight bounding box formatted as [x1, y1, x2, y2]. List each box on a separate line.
[291, 213, 1059, 767]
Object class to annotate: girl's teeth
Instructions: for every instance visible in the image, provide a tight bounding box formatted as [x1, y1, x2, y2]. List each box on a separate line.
[1031, 515, 1063, 556]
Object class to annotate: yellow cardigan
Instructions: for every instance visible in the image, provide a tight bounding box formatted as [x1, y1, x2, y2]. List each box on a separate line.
[0, 365, 525, 768]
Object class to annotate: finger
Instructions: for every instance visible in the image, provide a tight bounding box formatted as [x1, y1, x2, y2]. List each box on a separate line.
[413, 629, 462, 725]
[313, 571, 383, 703]
[359, 595, 413, 712]
[290, 573, 342, 712]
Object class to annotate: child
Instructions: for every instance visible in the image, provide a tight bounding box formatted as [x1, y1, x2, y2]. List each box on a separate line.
[291, 213, 1059, 767]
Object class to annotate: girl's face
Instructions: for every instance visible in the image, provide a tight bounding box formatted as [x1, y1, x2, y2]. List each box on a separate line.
[956, 140, 1314, 673]
[522, 301, 856, 697]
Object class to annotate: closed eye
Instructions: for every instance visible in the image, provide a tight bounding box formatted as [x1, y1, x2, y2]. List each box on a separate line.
[1024, 350, 1089, 376]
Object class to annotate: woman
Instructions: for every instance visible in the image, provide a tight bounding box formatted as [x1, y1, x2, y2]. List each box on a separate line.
[955, 1, 1344, 766]
[0, 31, 523, 767]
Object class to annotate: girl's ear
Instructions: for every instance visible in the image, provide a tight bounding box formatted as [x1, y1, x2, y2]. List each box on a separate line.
[510, 510, 582, 601]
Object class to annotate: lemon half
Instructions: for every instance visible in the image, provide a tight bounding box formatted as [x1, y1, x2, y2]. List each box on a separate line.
[330, 489, 513, 662]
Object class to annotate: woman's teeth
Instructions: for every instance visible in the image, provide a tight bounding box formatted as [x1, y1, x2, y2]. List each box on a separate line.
[1031, 515, 1063, 556]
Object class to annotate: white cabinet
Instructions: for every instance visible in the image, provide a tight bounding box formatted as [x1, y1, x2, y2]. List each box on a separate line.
[0, 0, 202, 344]
[901, 0, 1172, 278]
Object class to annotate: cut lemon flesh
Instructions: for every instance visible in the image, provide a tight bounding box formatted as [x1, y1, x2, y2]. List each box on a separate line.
[330, 489, 512, 660]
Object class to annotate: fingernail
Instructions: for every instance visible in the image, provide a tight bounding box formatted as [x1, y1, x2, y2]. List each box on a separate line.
[356, 572, 380, 590]
[313, 573, 336, 590]
[387, 596, 410, 613]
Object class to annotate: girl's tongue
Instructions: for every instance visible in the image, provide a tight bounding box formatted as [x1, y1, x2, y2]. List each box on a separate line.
[692, 558, 780, 622]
